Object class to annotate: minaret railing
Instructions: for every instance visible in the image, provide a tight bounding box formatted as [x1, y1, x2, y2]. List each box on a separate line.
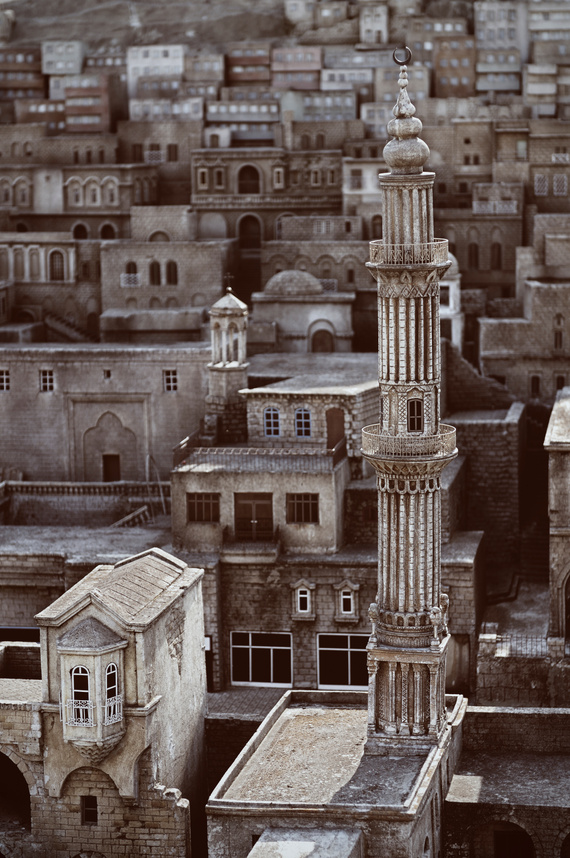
[369, 239, 448, 266]
[362, 423, 456, 459]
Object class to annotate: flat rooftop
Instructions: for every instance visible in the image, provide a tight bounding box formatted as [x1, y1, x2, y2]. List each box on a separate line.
[448, 751, 570, 808]
[217, 701, 428, 809]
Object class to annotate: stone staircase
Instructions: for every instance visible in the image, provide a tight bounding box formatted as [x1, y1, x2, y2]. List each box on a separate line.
[44, 312, 97, 343]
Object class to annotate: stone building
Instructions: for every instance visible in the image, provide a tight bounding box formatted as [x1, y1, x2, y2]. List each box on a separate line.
[205, 57, 466, 858]
[0, 546, 207, 857]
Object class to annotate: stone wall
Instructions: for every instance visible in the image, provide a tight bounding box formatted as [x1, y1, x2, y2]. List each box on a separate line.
[448, 403, 524, 571]
[445, 341, 514, 413]
[205, 715, 261, 793]
[0, 642, 41, 678]
[343, 485, 376, 545]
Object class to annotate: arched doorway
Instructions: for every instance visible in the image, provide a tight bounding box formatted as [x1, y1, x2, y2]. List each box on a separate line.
[237, 215, 261, 303]
[83, 412, 139, 482]
[238, 165, 260, 195]
[0, 751, 31, 829]
[326, 407, 345, 449]
[311, 329, 334, 353]
[472, 820, 536, 858]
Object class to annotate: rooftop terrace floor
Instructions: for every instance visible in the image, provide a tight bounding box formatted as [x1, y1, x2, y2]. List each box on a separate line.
[448, 751, 570, 808]
[222, 705, 425, 807]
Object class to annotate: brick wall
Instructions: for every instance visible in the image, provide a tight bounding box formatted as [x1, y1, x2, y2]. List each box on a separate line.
[449, 403, 524, 570]
[445, 341, 514, 412]
[344, 486, 377, 545]
[0, 642, 41, 678]
[205, 715, 262, 793]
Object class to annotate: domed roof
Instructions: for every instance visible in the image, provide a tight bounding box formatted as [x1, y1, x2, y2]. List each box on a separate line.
[447, 252, 459, 277]
[264, 269, 323, 296]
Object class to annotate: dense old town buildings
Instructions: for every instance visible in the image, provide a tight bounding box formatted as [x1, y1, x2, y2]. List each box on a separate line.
[1, 0, 570, 855]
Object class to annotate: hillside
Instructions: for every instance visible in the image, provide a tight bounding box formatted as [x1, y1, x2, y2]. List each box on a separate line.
[8, 0, 288, 49]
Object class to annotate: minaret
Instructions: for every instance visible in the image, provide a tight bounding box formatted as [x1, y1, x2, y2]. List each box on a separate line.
[362, 49, 457, 753]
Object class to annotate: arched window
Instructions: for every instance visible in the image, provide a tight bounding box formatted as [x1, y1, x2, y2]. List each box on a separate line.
[106, 182, 117, 205]
[311, 329, 334, 353]
[98, 147, 105, 164]
[70, 665, 92, 725]
[316, 132, 325, 149]
[468, 242, 479, 269]
[264, 406, 280, 437]
[100, 223, 116, 240]
[238, 165, 260, 195]
[73, 224, 88, 240]
[134, 179, 142, 204]
[49, 250, 65, 281]
[166, 260, 178, 285]
[295, 408, 311, 437]
[372, 214, 382, 239]
[149, 260, 161, 286]
[490, 242, 502, 270]
[104, 662, 122, 725]
[301, 132, 311, 149]
[126, 261, 137, 274]
[149, 231, 170, 242]
[408, 398, 423, 432]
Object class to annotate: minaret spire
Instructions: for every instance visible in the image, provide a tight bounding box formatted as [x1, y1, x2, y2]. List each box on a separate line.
[362, 48, 457, 753]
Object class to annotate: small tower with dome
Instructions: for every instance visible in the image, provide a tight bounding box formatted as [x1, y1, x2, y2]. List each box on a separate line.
[201, 287, 249, 444]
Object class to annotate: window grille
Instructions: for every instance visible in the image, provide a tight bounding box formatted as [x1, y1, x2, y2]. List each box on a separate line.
[286, 493, 319, 524]
[295, 408, 311, 437]
[39, 369, 54, 392]
[0, 369, 9, 391]
[187, 492, 220, 523]
[163, 369, 178, 392]
[534, 174, 548, 196]
[81, 795, 98, 825]
[264, 406, 280, 436]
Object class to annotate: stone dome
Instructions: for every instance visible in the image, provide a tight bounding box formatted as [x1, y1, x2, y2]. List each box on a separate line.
[264, 269, 323, 296]
[447, 252, 459, 277]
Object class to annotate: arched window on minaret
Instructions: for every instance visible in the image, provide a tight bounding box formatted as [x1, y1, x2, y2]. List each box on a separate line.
[407, 398, 424, 432]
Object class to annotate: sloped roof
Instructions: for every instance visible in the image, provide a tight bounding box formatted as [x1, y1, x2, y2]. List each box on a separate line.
[210, 288, 248, 314]
[36, 547, 201, 629]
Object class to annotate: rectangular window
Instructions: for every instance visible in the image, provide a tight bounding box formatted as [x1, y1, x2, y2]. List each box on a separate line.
[197, 168, 209, 190]
[556, 375, 566, 390]
[294, 408, 311, 437]
[231, 631, 292, 686]
[554, 330, 563, 350]
[297, 588, 310, 613]
[341, 589, 353, 613]
[317, 634, 368, 689]
[132, 143, 143, 162]
[81, 795, 98, 826]
[187, 492, 220, 523]
[167, 143, 178, 162]
[310, 169, 321, 186]
[0, 369, 9, 391]
[286, 493, 319, 524]
[39, 369, 54, 392]
[214, 168, 225, 189]
[273, 167, 285, 189]
[163, 369, 178, 391]
[530, 375, 541, 398]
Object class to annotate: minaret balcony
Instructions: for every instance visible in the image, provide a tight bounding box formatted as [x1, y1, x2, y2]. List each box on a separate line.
[369, 239, 448, 267]
[361, 423, 456, 460]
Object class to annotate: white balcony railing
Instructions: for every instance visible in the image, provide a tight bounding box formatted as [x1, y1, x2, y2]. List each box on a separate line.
[66, 699, 95, 727]
[473, 200, 518, 215]
[104, 694, 124, 725]
[369, 239, 448, 266]
[361, 424, 457, 459]
[144, 150, 164, 164]
[552, 152, 570, 163]
[120, 272, 141, 288]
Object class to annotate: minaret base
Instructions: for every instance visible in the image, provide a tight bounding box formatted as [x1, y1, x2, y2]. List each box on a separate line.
[364, 633, 450, 757]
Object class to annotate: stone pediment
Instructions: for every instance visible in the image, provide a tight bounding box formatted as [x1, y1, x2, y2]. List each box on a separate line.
[57, 617, 125, 652]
